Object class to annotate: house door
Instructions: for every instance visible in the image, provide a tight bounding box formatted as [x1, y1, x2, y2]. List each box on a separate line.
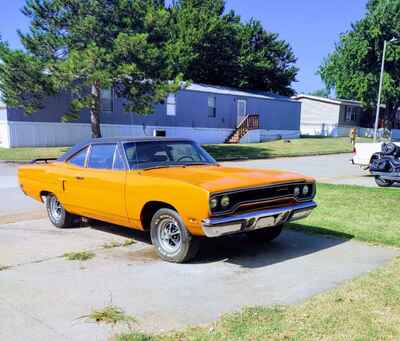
[237, 99, 247, 126]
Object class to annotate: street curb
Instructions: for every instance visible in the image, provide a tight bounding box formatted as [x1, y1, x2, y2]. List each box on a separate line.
[216, 151, 353, 162]
[0, 160, 31, 165]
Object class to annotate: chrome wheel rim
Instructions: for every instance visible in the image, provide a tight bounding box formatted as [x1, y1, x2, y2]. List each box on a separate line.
[158, 217, 182, 253]
[49, 196, 63, 221]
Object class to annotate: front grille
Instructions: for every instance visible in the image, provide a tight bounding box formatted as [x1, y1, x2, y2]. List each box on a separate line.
[210, 182, 315, 216]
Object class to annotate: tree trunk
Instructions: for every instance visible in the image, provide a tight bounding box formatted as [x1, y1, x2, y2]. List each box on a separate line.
[90, 81, 102, 138]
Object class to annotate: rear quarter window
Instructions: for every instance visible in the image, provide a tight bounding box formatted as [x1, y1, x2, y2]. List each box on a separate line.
[67, 147, 89, 167]
[87, 144, 116, 170]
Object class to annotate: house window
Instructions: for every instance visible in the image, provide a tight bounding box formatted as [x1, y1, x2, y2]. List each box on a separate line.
[345, 106, 357, 121]
[166, 94, 176, 116]
[208, 96, 216, 118]
[154, 129, 166, 137]
[101, 88, 113, 112]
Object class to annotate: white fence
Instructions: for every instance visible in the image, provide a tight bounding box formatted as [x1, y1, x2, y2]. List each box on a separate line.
[239, 129, 300, 144]
[301, 123, 400, 139]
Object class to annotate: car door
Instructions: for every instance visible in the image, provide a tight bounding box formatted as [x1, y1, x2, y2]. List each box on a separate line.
[62, 143, 128, 226]
[61, 145, 91, 214]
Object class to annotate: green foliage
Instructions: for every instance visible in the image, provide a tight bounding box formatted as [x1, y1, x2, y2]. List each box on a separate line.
[0, 0, 298, 137]
[0, 0, 182, 137]
[319, 0, 400, 126]
[167, 0, 298, 96]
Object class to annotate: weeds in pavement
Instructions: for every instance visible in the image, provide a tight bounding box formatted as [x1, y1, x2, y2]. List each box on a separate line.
[103, 240, 136, 249]
[84, 305, 136, 325]
[63, 251, 95, 261]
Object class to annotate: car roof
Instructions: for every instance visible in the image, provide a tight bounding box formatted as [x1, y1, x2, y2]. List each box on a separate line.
[57, 137, 195, 161]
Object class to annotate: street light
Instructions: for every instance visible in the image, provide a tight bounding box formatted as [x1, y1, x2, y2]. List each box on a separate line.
[373, 37, 400, 142]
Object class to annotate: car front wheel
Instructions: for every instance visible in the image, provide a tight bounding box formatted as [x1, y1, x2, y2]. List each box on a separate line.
[150, 208, 200, 263]
[45, 194, 76, 228]
[247, 224, 284, 242]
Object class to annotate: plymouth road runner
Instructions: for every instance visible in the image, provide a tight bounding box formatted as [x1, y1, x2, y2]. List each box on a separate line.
[18, 137, 317, 263]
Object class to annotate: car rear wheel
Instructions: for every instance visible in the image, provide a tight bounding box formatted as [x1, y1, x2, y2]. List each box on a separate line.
[45, 194, 76, 228]
[375, 176, 393, 187]
[150, 208, 200, 263]
[247, 224, 283, 242]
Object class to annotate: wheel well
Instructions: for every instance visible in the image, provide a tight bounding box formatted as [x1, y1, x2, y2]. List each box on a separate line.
[40, 191, 51, 202]
[140, 201, 176, 231]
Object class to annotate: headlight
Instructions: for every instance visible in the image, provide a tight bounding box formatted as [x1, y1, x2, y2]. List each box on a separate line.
[210, 198, 218, 209]
[302, 185, 310, 196]
[220, 195, 230, 208]
[293, 186, 300, 197]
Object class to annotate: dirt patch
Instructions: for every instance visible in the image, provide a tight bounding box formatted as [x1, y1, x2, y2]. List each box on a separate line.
[0, 210, 47, 224]
[126, 247, 159, 263]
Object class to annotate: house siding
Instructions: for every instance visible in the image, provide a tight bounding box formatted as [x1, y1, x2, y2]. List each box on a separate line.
[298, 98, 341, 125]
[6, 88, 300, 130]
[3, 84, 301, 147]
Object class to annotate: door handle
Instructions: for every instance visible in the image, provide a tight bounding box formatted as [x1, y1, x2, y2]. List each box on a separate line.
[76, 176, 85, 180]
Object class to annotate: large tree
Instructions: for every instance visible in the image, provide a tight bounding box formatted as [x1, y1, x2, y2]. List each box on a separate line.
[0, 0, 181, 138]
[319, 0, 400, 127]
[0, 0, 299, 137]
[167, 0, 298, 96]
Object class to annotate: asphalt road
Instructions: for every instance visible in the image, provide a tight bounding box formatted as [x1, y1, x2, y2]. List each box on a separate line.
[0, 155, 399, 340]
[225, 153, 379, 187]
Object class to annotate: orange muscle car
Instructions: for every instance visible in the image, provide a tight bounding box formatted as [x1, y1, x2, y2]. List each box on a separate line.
[18, 137, 317, 263]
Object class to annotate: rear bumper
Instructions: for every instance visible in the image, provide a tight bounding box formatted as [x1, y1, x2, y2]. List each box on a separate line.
[201, 201, 317, 238]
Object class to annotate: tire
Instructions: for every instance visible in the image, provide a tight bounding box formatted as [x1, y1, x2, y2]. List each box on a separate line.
[247, 224, 284, 242]
[150, 208, 200, 263]
[45, 193, 76, 228]
[375, 176, 393, 188]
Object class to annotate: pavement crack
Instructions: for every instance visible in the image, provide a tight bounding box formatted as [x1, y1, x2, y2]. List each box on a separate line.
[0, 296, 72, 341]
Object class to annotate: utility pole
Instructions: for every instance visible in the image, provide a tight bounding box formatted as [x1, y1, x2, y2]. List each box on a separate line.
[373, 38, 399, 142]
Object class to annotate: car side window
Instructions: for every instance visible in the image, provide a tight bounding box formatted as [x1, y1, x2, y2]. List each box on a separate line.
[68, 147, 89, 167]
[113, 146, 125, 170]
[87, 144, 116, 170]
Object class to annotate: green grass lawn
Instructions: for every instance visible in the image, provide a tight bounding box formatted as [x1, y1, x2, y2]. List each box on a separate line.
[0, 137, 370, 161]
[0, 146, 69, 161]
[204, 137, 371, 160]
[290, 183, 400, 247]
[117, 183, 400, 341]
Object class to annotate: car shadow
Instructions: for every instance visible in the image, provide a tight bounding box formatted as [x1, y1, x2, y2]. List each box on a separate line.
[193, 224, 354, 268]
[87, 220, 152, 244]
[87, 220, 354, 269]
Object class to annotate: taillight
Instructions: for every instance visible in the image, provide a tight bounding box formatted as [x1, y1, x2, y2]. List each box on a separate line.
[353, 147, 356, 154]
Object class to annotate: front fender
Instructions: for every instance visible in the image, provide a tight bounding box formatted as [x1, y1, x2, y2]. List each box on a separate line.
[125, 172, 210, 235]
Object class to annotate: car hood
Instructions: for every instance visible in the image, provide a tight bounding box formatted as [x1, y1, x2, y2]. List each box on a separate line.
[141, 165, 314, 193]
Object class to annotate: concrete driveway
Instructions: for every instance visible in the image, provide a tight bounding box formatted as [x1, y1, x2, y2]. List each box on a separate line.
[0, 157, 399, 340]
[0, 218, 398, 341]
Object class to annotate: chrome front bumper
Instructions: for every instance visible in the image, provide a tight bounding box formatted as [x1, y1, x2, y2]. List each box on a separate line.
[202, 201, 317, 238]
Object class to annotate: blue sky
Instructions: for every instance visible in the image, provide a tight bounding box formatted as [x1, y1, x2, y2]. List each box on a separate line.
[0, 0, 368, 94]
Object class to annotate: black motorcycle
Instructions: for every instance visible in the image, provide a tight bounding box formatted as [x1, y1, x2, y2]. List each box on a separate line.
[369, 143, 400, 187]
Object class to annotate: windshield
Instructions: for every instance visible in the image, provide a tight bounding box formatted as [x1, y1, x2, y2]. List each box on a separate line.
[123, 141, 216, 170]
